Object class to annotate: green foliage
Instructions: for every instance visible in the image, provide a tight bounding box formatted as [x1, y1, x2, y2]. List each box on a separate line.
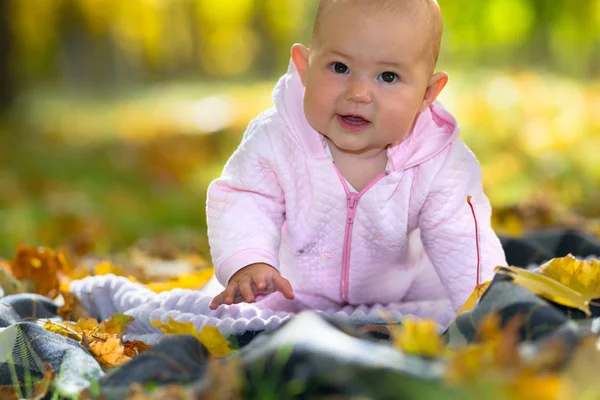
[6, 0, 599, 86]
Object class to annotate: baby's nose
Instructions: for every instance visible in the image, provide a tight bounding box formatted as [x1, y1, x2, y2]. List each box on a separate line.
[345, 78, 372, 104]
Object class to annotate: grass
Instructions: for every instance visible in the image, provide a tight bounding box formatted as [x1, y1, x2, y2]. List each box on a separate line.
[1, 69, 599, 259]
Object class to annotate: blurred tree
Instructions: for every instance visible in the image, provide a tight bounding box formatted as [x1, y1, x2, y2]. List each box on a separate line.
[0, 0, 13, 113]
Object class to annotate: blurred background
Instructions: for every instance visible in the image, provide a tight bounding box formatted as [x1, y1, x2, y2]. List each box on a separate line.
[0, 0, 599, 259]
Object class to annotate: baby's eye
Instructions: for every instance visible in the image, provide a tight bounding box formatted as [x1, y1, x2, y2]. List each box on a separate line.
[378, 71, 399, 83]
[330, 62, 349, 74]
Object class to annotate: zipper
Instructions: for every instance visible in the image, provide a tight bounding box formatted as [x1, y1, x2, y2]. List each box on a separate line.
[341, 193, 359, 303]
[335, 167, 388, 304]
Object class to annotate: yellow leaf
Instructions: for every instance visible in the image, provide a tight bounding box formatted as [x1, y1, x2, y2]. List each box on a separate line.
[101, 313, 134, 336]
[511, 372, 563, 400]
[151, 317, 233, 357]
[94, 260, 125, 276]
[495, 265, 591, 316]
[86, 332, 131, 368]
[43, 320, 82, 341]
[457, 280, 492, 314]
[197, 326, 235, 358]
[539, 255, 600, 300]
[392, 318, 444, 358]
[146, 269, 214, 293]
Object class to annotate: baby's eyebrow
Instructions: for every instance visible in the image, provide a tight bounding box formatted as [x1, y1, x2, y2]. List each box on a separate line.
[328, 49, 352, 60]
[375, 60, 406, 70]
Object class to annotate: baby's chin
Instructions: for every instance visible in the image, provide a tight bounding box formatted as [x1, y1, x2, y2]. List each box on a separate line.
[325, 136, 380, 156]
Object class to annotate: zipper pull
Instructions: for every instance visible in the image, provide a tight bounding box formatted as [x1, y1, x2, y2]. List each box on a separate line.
[347, 194, 358, 223]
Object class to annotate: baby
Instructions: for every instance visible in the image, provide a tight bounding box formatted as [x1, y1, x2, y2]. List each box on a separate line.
[207, 0, 507, 323]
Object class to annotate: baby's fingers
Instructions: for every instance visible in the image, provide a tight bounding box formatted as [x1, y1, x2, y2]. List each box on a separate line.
[239, 280, 255, 303]
[209, 292, 225, 310]
[273, 275, 295, 300]
[222, 283, 239, 305]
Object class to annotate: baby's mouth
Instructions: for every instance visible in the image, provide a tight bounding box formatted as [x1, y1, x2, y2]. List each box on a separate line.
[340, 114, 370, 124]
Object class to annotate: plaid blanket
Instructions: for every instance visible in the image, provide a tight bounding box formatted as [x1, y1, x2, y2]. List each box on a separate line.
[0, 229, 598, 399]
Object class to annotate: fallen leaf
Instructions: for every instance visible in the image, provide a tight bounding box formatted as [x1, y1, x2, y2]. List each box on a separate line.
[511, 371, 563, 400]
[86, 332, 132, 368]
[43, 320, 83, 341]
[146, 269, 214, 293]
[151, 317, 233, 357]
[457, 280, 492, 314]
[101, 313, 134, 336]
[58, 291, 90, 321]
[495, 265, 591, 316]
[392, 318, 444, 358]
[123, 340, 152, 357]
[10, 243, 66, 298]
[94, 260, 125, 276]
[539, 255, 600, 300]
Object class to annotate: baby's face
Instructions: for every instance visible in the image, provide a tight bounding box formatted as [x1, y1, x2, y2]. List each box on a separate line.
[298, 5, 438, 155]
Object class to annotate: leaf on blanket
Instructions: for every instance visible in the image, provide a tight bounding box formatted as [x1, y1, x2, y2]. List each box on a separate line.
[85, 331, 132, 368]
[123, 340, 153, 357]
[539, 255, 600, 300]
[151, 317, 233, 357]
[58, 290, 91, 321]
[102, 313, 134, 336]
[146, 268, 214, 292]
[391, 318, 444, 358]
[495, 265, 591, 316]
[457, 280, 492, 314]
[10, 243, 67, 298]
[43, 320, 83, 341]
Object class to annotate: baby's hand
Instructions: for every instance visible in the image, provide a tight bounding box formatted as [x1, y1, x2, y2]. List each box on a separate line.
[209, 263, 294, 310]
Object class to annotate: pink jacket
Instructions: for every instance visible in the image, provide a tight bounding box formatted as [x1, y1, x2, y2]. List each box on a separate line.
[207, 61, 507, 314]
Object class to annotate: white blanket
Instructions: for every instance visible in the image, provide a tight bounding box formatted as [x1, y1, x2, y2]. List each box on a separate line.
[70, 274, 454, 344]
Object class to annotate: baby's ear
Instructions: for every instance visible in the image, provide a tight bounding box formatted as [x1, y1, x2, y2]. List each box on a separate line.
[291, 44, 310, 86]
[419, 72, 448, 112]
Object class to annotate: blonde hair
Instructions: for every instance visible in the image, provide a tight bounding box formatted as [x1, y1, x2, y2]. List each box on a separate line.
[311, 0, 443, 69]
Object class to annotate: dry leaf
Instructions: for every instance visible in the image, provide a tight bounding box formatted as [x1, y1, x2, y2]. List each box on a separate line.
[151, 317, 233, 357]
[146, 269, 214, 293]
[0, 363, 55, 400]
[392, 318, 444, 358]
[94, 260, 126, 276]
[123, 340, 152, 357]
[86, 332, 132, 368]
[10, 243, 67, 298]
[539, 255, 600, 300]
[43, 320, 83, 341]
[510, 372, 563, 400]
[457, 280, 492, 314]
[495, 265, 591, 316]
[102, 313, 134, 336]
[58, 291, 91, 321]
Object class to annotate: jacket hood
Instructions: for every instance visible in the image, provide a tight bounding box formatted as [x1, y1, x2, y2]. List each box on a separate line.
[272, 60, 460, 171]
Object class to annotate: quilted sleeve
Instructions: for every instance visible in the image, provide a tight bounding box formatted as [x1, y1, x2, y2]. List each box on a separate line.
[418, 140, 507, 311]
[206, 118, 285, 286]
